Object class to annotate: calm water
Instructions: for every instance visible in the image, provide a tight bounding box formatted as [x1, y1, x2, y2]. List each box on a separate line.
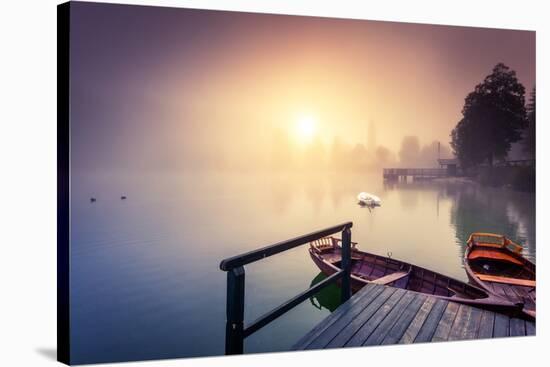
[70, 172, 535, 364]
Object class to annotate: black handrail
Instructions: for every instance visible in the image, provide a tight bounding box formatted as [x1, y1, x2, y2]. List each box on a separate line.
[220, 222, 352, 271]
[219, 222, 353, 355]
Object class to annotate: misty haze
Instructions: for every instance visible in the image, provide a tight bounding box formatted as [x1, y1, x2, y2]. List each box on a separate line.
[65, 2, 535, 364]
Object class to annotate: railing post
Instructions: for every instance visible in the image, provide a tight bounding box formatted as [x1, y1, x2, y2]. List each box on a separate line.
[225, 266, 245, 355]
[340, 227, 352, 303]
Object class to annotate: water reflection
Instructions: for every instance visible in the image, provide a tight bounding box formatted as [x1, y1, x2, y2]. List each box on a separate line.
[70, 172, 535, 362]
[267, 176, 294, 215]
[309, 273, 342, 312]
[305, 179, 326, 214]
[382, 178, 535, 263]
[448, 182, 536, 262]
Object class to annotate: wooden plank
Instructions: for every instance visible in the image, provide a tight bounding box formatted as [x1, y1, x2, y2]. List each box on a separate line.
[525, 320, 536, 336]
[293, 283, 373, 348]
[447, 304, 483, 341]
[462, 307, 484, 339]
[318, 286, 398, 349]
[501, 285, 521, 303]
[483, 281, 495, 293]
[370, 271, 409, 285]
[509, 285, 529, 299]
[343, 288, 407, 347]
[380, 294, 427, 345]
[295, 283, 536, 353]
[431, 302, 461, 342]
[528, 287, 536, 299]
[469, 250, 523, 265]
[306, 285, 393, 349]
[399, 297, 437, 344]
[476, 310, 495, 339]
[474, 273, 535, 287]
[493, 313, 510, 337]
[363, 291, 418, 345]
[293, 283, 382, 349]
[509, 318, 526, 337]
[413, 299, 448, 343]
[445, 305, 470, 341]
[490, 283, 508, 298]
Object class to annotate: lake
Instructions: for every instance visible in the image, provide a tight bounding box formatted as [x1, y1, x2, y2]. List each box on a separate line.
[70, 171, 535, 364]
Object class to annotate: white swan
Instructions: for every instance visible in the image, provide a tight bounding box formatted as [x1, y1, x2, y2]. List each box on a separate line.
[357, 192, 381, 208]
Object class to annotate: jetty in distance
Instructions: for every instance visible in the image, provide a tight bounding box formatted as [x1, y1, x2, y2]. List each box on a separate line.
[383, 158, 535, 181]
[383, 168, 449, 181]
[383, 158, 459, 181]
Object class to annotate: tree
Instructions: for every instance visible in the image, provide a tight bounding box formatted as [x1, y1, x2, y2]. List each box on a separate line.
[451, 63, 527, 167]
[398, 136, 420, 166]
[522, 86, 535, 157]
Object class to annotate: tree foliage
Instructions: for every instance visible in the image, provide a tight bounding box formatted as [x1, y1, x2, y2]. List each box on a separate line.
[451, 63, 528, 167]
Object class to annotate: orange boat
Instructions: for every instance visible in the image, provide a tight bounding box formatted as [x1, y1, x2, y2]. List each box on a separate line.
[464, 233, 536, 319]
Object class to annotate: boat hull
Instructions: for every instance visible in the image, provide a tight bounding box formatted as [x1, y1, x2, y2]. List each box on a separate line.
[308, 238, 526, 318]
[464, 235, 536, 319]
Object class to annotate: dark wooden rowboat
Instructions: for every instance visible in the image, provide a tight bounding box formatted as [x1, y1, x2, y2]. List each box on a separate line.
[309, 236, 524, 317]
[464, 233, 536, 319]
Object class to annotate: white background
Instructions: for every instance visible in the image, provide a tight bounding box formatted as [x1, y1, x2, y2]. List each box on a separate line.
[0, 0, 547, 366]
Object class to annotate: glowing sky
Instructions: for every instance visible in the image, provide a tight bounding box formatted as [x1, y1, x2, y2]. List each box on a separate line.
[70, 2, 535, 173]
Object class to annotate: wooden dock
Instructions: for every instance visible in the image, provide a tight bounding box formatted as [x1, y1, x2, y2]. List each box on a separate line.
[383, 168, 449, 180]
[293, 283, 535, 350]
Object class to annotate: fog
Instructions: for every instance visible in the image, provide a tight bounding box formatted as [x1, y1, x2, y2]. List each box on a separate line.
[69, 2, 535, 174]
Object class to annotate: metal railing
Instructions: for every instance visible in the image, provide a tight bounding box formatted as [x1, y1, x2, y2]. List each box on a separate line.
[219, 222, 353, 354]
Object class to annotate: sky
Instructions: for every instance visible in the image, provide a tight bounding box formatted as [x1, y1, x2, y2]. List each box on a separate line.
[70, 1, 535, 173]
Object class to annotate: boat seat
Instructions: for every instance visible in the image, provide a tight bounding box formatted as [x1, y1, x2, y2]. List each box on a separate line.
[473, 272, 536, 287]
[311, 238, 335, 253]
[370, 271, 409, 285]
[473, 243, 504, 249]
[468, 249, 523, 266]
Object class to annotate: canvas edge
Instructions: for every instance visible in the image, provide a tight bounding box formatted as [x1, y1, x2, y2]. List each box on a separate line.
[57, 1, 71, 365]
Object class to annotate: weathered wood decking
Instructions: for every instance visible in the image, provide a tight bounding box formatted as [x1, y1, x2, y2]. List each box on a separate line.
[293, 283, 535, 350]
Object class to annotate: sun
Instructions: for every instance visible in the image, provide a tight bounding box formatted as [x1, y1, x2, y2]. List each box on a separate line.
[295, 115, 317, 142]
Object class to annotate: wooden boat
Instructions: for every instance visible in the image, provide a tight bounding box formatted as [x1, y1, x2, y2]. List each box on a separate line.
[464, 233, 536, 319]
[309, 236, 524, 316]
